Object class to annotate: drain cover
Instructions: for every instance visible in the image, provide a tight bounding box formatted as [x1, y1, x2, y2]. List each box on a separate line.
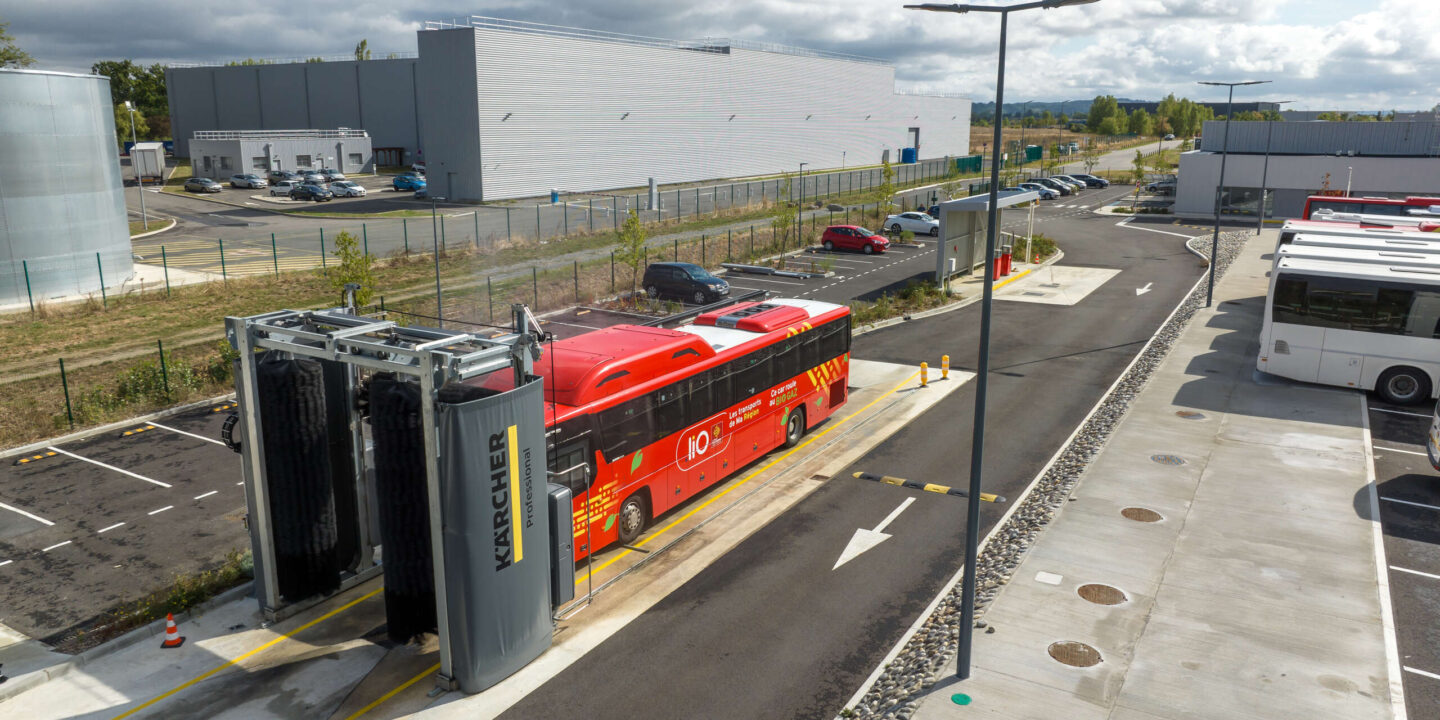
[1150, 454, 1185, 466]
[1175, 410, 1205, 420]
[1077, 584, 1128, 606]
[1048, 641, 1102, 668]
[1121, 507, 1164, 523]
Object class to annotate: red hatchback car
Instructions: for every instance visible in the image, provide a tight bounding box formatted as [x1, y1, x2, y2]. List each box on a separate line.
[820, 225, 889, 254]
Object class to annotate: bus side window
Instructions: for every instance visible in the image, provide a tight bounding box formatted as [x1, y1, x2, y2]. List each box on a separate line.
[1272, 276, 1309, 324]
[688, 370, 715, 423]
[598, 396, 653, 462]
[773, 336, 800, 381]
[653, 382, 687, 438]
[733, 346, 773, 398]
[819, 319, 848, 362]
[712, 364, 734, 410]
[800, 329, 819, 370]
[548, 439, 592, 493]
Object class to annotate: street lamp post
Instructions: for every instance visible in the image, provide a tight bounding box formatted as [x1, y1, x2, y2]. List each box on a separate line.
[1256, 100, 1293, 235]
[1197, 79, 1269, 307]
[431, 195, 447, 327]
[123, 101, 148, 231]
[1018, 101, 1030, 169]
[906, 0, 1100, 683]
[798, 162, 807, 247]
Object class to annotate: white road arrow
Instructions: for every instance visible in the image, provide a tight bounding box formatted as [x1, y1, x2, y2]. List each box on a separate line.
[1135, 282, 1153, 296]
[834, 497, 914, 570]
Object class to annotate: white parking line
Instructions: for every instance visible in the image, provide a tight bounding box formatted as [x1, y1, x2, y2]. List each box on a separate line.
[148, 421, 227, 446]
[1371, 407, 1432, 419]
[1391, 565, 1440, 581]
[1382, 496, 1440, 512]
[42, 540, 72, 552]
[194, 490, 218, 500]
[732, 277, 804, 285]
[46, 446, 172, 488]
[1373, 445, 1427, 457]
[1405, 666, 1440, 682]
[97, 522, 126, 534]
[0, 560, 11, 568]
[148, 505, 174, 515]
[0, 501, 54, 526]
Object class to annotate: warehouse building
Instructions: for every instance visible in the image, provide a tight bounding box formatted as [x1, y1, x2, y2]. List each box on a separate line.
[1175, 120, 1440, 220]
[187, 129, 375, 179]
[1, 68, 133, 309]
[166, 17, 970, 202]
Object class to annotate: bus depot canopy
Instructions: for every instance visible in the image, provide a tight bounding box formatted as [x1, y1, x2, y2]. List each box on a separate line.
[935, 189, 1039, 290]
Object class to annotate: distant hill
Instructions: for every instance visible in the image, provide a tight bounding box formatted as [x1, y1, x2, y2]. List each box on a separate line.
[970, 99, 1148, 119]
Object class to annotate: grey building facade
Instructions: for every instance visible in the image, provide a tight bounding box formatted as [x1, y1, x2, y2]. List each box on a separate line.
[165, 58, 421, 161]
[1, 69, 133, 308]
[188, 129, 375, 178]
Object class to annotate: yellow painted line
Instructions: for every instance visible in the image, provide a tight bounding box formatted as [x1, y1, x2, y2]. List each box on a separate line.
[576, 369, 922, 585]
[342, 662, 442, 720]
[112, 586, 385, 719]
[992, 266, 1034, 291]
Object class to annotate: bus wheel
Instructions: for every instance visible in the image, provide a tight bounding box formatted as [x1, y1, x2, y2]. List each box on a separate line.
[784, 406, 806, 448]
[1377, 366, 1431, 405]
[616, 494, 648, 545]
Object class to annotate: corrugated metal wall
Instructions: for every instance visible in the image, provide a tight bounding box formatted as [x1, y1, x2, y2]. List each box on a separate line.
[421, 26, 969, 201]
[167, 59, 421, 157]
[1200, 120, 1440, 157]
[0, 70, 133, 307]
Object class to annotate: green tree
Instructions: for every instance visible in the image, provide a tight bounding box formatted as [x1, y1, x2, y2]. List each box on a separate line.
[306, 57, 324, 63]
[1128, 108, 1153, 135]
[1131, 149, 1146, 185]
[327, 230, 376, 305]
[614, 210, 648, 296]
[1040, 109, 1054, 126]
[875, 158, 896, 206]
[113, 104, 149, 147]
[354, 39, 371, 61]
[1096, 116, 1122, 135]
[771, 176, 795, 246]
[1081, 140, 1102, 174]
[91, 60, 168, 118]
[1087, 95, 1118, 132]
[225, 58, 271, 66]
[0, 20, 33, 68]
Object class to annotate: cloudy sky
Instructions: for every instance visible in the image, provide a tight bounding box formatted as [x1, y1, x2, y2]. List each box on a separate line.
[6, 0, 1437, 111]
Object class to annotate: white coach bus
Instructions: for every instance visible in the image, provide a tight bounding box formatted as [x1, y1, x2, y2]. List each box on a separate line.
[1259, 257, 1440, 404]
[1275, 244, 1440, 270]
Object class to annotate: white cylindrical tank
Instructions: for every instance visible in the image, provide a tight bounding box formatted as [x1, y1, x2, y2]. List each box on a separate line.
[0, 68, 134, 308]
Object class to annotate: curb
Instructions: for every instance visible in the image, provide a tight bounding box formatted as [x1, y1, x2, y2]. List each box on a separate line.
[129, 218, 178, 240]
[851, 249, 1066, 338]
[0, 392, 236, 459]
[0, 580, 254, 703]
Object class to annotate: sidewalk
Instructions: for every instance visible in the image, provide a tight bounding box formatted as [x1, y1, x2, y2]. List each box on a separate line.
[910, 231, 1398, 719]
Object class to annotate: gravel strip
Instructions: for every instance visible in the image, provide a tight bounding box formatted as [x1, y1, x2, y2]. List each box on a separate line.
[844, 230, 1251, 720]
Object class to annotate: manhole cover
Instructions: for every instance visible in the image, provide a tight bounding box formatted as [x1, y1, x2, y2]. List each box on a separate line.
[1121, 507, 1164, 523]
[1048, 641, 1102, 668]
[1077, 584, 1128, 605]
[1150, 454, 1185, 466]
[1175, 410, 1205, 420]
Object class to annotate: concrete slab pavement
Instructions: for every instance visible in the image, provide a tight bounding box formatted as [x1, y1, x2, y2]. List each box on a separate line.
[909, 232, 1399, 720]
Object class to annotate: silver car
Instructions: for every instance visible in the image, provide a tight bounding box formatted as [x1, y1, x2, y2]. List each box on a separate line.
[319, 168, 347, 182]
[229, 173, 267, 189]
[883, 211, 940, 237]
[269, 180, 301, 197]
[1052, 175, 1086, 192]
[329, 180, 367, 198]
[299, 171, 327, 185]
[1018, 182, 1058, 200]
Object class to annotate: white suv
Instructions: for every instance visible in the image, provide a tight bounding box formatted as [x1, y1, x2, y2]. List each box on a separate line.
[269, 180, 300, 197]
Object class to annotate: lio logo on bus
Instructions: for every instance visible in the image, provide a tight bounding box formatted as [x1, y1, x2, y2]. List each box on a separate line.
[676, 419, 728, 471]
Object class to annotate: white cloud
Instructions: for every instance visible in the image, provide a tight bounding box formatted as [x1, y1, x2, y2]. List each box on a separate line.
[3, 0, 1435, 110]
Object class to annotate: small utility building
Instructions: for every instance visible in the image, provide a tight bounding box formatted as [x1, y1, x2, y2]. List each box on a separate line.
[187, 129, 374, 179]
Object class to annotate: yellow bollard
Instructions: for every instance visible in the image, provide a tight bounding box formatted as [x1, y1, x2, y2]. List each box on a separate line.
[941, 355, 950, 380]
[920, 361, 929, 387]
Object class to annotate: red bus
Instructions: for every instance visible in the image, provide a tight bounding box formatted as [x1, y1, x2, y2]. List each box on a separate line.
[1302, 195, 1440, 220]
[486, 298, 851, 560]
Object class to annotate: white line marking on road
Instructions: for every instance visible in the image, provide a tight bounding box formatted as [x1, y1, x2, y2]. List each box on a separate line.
[46, 446, 172, 488]
[1114, 216, 1197, 238]
[0, 560, 10, 568]
[236, 481, 244, 486]
[834, 497, 914, 570]
[0, 501, 55, 526]
[148, 505, 174, 515]
[147, 421, 227, 446]
[1135, 282, 1153, 296]
[1382, 496, 1440, 511]
[194, 490, 218, 500]
[1374, 445, 1427, 457]
[97, 522, 126, 534]
[1391, 565, 1440, 581]
[1371, 407, 1432, 419]
[42, 540, 72, 552]
[1405, 666, 1440, 682]
[732, 276, 804, 285]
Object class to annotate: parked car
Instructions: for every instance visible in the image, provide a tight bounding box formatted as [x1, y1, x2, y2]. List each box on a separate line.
[329, 180, 367, 197]
[1018, 182, 1058, 200]
[411, 162, 427, 175]
[228, 173, 267, 189]
[926, 205, 941, 218]
[821, 225, 889, 254]
[1052, 175, 1086, 192]
[1163, 133, 1176, 141]
[269, 180, 300, 196]
[319, 168, 346, 182]
[1070, 173, 1110, 188]
[884, 211, 939, 237]
[1030, 177, 1072, 196]
[267, 170, 300, 183]
[1428, 400, 1440, 471]
[183, 177, 222, 193]
[394, 174, 426, 191]
[1146, 178, 1177, 195]
[299, 171, 328, 185]
[642, 262, 729, 305]
[289, 184, 334, 202]
[414, 187, 430, 199]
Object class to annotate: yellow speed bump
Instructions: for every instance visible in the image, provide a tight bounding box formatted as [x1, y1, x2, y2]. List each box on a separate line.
[852, 471, 1006, 503]
[122, 425, 156, 437]
[13, 450, 58, 466]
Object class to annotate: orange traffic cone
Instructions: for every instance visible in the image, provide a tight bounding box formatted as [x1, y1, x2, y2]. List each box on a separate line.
[160, 612, 185, 649]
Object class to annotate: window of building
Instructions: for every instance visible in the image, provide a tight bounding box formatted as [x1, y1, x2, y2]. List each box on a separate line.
[202, 156, 213, 172]
[219, 156, 233, 170]
[1219, 187, 1273, 217]
[348, 153, 363, 166]
[296, 155, 313, 168]
[251, 157, 268, 171]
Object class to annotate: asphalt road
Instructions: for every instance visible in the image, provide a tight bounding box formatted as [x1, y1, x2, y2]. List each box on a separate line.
[500, 187, 1210, 719]
[1366, 399, 1440, 719]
